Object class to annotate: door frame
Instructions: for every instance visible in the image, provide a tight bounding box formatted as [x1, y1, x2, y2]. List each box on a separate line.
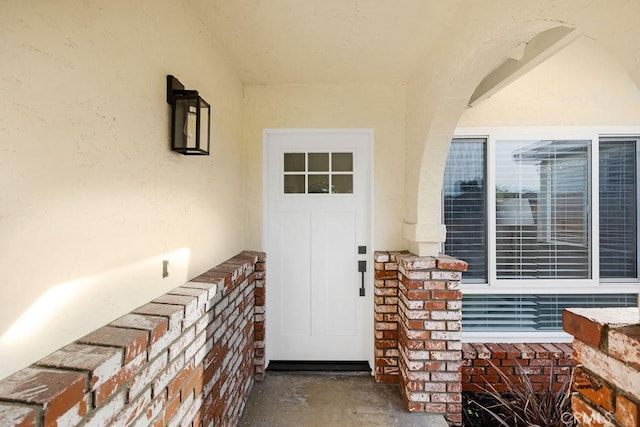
[262, 128, 375, 371]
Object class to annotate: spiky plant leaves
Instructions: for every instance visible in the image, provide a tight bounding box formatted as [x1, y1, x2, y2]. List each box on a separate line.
[467, 359, 574, 427]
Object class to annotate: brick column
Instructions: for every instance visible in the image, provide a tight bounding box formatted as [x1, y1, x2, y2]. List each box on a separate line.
[374, 251, 466, 425]
[397, 253, 466, 426]
[563, 307, 640, 427]
[373, 251, 408, 383]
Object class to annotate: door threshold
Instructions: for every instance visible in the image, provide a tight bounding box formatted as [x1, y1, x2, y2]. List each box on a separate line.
[267, 360, 371, 373]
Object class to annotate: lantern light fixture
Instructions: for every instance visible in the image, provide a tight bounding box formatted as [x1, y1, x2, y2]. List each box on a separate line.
[166, 75, 211, 155]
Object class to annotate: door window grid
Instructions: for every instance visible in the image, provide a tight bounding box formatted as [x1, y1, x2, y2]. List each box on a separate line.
[284, 152, 354, 194]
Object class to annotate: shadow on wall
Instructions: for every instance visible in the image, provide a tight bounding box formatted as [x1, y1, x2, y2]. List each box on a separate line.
[0, 247, 191, 381]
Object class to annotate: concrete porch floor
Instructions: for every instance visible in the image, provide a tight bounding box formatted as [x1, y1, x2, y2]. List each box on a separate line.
[239, 372, 449, 426]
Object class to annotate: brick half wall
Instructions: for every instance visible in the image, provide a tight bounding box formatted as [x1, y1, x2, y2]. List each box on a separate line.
[0, 251, 266, 427]
[461, 342, 575, 393]
[564, 307, 640, 427]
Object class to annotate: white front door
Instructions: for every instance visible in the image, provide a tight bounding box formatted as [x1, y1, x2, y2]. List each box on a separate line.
[264, 129, 372, 361]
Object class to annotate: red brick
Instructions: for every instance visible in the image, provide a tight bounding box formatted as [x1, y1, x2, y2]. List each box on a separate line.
[406, 401, 424, 412]
[133, 303, 185, 329]
[111, 388, 151, 426]
[498, 343, 521, 359]
[167, 360, 194, 398]
[485, 343, 506, 359]
[462, 343, 476, 359]
[424, 281, 446, 290]
[128, 353, 169, 399]
[375, 270, 398, 280]
[162, 394, 181, 424]
[435, 255, 468, 271]
[528, 343, 549, 358]
[0, 367, 86, 423]
[563, 310, 606, 349]
[406, 290, 431, 300]
[79, 326, 148, 364]
[424, 403, 447, 413]
[94, 351, 146, 405]
[376, 374, 399, 383]
[555, 342, 575, 358]
[431, 290, 462, 300]
[608, 324, 640, 370]
[0, 403, 37, 427]
[513, 343, 535, 359]
[402, 279, 427, 290]
[616, 394, 639, 427]
[540, 343, 564, 359]
[110, 314, 169, 345]
[398, 255, 437, 271]
[423, 341, 447, 351]
[36, 343, 122, 392]
[572, 394, 611, 427]
[470, 343, 491, 359]
[168, 286, 209, 310]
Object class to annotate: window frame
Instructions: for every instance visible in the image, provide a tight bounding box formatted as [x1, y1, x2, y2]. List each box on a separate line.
[449, 126, 640, 342]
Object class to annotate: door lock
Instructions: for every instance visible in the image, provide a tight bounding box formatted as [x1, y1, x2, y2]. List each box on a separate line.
[358, 260, 366, 296]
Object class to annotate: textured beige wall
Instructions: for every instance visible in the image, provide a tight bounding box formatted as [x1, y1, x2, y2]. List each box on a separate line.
[0, 0, 245, 380]
[404, 1, 640, 256]
[242, 83, 407, 252]
[458, 37, 640, 127]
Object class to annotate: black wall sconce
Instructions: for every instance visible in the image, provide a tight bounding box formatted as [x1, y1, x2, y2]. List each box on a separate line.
[166, 75, 211, 155]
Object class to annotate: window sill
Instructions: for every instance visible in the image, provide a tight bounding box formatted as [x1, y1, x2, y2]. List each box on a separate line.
[461, 282, 639, 295]
[462, 331, 573, 343]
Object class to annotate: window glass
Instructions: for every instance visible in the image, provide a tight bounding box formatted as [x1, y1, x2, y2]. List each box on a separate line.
[284, 175, 305, 193]
[600, 139, 637, 278]
[284, 153, 305, 172]
[495, 140, 590, 279]
[308, 153, 329, 172]
[463, 293, 637, 332]
[332, 175, 353, 194]
[332, 153, 353, 172]
[308, 174, 331, 193]
[443, 139, 487, 281]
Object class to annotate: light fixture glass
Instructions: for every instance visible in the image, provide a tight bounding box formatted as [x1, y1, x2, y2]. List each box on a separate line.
[166, 75, 211, 155]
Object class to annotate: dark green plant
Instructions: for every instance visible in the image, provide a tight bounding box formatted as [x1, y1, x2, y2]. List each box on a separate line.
[466, 360, 574, 427]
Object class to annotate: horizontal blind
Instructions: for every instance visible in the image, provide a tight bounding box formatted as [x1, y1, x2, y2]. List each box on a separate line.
[463, 294, 637, 332]
[599, 138, 637, 278]
[443, 138, 486, 281]
[495, 140, 591, 279]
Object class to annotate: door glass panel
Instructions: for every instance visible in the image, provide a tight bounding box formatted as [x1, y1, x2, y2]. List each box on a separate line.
[308, 174, 331, 193]
[284, 153, 305, 172]
[284, 175, 305, 193]
[332, 175, 353, 194]
[309, 153, 329, 172]
[332, 153, 353, 172]
[283, 151, 355, 195]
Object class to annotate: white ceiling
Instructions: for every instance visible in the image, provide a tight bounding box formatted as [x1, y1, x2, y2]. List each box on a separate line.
[190, 0, 463, 84]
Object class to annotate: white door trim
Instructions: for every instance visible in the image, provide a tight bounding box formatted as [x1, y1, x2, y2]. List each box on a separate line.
[262, 128, 374, 371]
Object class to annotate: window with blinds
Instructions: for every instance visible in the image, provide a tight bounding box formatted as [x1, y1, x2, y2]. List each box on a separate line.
[495, 140, 591, 279]
[463, 293, 637, 332]
[599, 138, 638, 279]
[445, 133, 639, 337]
[443, 138, 486, 281]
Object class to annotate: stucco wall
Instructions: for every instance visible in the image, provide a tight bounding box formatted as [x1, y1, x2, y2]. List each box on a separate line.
[402, 1, 640, 256]
[458, 37, 640, 127]
[242, 83, 407, 252]
[0, 0, 246, 380]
